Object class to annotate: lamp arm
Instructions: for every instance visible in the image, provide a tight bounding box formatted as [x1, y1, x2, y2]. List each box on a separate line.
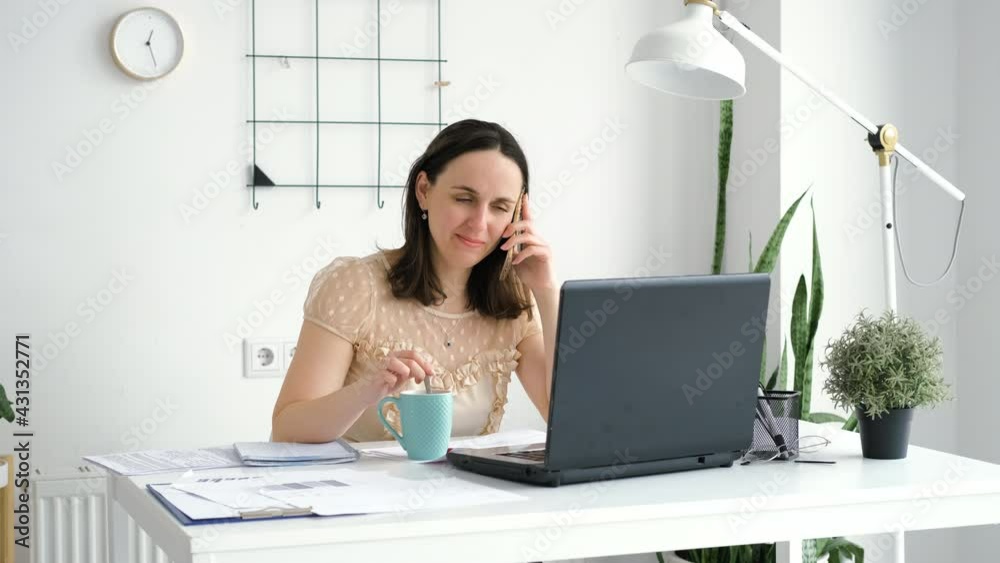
[716, 10, 966, 203]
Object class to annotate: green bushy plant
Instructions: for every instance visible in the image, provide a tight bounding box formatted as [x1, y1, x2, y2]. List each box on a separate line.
[821, 309, 950, 419]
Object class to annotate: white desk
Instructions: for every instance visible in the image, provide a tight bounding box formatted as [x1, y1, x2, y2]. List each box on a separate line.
[109, 423, 1000, 563]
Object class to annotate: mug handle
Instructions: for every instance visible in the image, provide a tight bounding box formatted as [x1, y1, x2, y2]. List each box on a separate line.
[377, 396, 405, 447]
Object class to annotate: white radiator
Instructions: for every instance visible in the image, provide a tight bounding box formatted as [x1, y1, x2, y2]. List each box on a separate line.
[30, 465, 109, 563]
[30, 465, 173, 563]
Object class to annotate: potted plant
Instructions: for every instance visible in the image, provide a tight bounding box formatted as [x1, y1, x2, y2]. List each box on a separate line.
[0, 385, 13, 424]
[821, 309, 950, 459]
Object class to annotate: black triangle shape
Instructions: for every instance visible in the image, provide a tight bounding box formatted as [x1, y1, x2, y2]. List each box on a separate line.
[253, 164, 276, 187]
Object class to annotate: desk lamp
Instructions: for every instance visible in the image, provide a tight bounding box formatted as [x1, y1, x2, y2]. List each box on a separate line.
[627, 5, 967, 558]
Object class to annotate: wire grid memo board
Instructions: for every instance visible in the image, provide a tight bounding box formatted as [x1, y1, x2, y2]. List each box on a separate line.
[246, 0, 449, 210]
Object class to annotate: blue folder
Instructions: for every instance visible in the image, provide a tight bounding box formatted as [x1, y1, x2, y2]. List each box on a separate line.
[147, 483, 317, 526]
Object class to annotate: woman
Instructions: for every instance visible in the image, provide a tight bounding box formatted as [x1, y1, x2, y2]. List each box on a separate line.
[271, 119, 557, 443]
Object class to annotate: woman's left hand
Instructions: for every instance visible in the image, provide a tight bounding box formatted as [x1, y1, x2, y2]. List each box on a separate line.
[500, 194, 556, 291]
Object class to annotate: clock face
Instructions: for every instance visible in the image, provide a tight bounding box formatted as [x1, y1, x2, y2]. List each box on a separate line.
[110, 8, 184, 80]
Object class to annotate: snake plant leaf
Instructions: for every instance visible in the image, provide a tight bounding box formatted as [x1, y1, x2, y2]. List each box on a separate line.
[766, 341, 788, 391]
[766, 365, 778, 391]
[808, 412, 847, 424]
[712, 99, 734, 275]
[790, 274, 808, 387]
[842, 411, 859, 432]
[753, 186, 811, 274]
[796, 197, 825, 419]
[808, 198, 824, 349]
[758, 189, 808, 401]
[778, 339, 789, 391]
[800, 348, 815, 417]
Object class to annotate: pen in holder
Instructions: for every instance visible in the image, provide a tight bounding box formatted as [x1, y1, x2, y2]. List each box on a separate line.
[747, 390, 801, 462]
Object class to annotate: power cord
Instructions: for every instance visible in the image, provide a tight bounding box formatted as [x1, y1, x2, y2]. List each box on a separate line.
[891, 153, 966, 287]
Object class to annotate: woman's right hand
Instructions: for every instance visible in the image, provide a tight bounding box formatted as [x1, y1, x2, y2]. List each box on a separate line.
[353, 350, 435, 406]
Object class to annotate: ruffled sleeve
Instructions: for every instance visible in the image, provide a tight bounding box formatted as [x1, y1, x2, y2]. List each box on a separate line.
[302, 256, 375, 345]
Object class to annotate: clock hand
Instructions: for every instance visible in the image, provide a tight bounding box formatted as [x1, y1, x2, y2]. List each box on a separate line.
[147, 44, 157, 69]
[146, 29, 153, 45]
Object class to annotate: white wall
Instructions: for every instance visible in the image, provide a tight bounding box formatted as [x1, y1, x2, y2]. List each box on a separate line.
[957, 0, 1000, 558]
[1, 1, 717, 562]
[779, 1, 961, 562]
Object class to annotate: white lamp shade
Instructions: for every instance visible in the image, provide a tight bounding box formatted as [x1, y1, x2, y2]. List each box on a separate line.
[626, 3, 746, 100]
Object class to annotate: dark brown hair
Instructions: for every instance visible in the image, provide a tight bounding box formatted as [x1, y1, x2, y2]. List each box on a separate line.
[381, 119, 532, 321]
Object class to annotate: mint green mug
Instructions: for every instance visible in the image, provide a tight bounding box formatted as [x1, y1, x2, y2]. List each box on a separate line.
[377, 390, 453, 461]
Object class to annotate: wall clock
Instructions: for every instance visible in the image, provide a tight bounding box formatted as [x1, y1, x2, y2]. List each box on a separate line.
[110, 7, 184, 80]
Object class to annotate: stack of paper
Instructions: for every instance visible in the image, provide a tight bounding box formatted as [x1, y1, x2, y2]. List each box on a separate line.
[234, 439, 360, 467]
[83, 447, 244, 476]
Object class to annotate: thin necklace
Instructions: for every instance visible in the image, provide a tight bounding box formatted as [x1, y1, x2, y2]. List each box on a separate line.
[426, 313, 461, 348]
[426, 287, 467, 348]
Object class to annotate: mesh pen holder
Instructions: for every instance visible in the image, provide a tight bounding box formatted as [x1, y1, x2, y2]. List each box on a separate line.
[746, 390, 801, 462]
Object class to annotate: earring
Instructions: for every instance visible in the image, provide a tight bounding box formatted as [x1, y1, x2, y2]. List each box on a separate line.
[421, 210, 428, 220]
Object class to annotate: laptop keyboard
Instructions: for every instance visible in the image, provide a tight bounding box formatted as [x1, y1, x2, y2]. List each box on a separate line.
[499, 450, 546, 462]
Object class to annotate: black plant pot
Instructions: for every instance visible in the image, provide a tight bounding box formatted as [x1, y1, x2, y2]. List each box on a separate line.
[857, 406, 914, 460]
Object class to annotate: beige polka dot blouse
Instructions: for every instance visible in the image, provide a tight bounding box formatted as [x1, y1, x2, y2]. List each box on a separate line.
[302, 251, 542, 442]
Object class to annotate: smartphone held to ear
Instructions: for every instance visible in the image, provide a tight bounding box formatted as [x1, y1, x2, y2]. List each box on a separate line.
[499, 189, 525, 280]
[509, 189, 525, 253]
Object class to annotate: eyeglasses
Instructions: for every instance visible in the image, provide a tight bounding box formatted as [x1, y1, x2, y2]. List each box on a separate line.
[738, 435, 832, 465]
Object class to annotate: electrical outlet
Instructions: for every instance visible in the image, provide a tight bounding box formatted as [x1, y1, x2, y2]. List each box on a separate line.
[244, 339, 282, 378]
[282, 340, 297, 371]
[243, 338, 299, 378]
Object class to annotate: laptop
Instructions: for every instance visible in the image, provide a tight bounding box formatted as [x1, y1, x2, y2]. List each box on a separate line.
[447, 272, 771, 486]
